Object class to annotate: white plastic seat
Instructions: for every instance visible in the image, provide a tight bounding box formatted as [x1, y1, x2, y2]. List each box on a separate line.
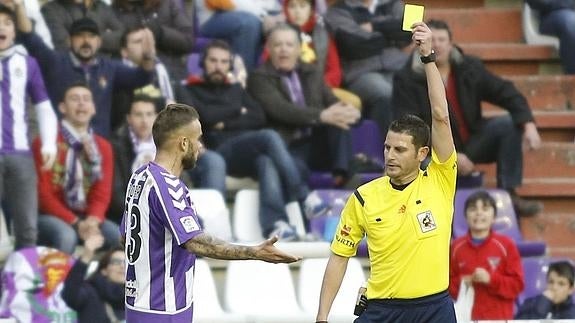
[190, 189, 232, 241]
[233, 189, 306, 242]
[193, 259, 247, 323]
[224, 260, 307, 322]
[522, 3, 560, 48]
[298, 257, 366, 322]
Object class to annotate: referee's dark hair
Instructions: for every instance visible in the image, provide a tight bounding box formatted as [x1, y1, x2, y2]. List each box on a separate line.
[152, 103, 199, 149]
[388, 114, 430, 150]
[463, 190, 498, 218]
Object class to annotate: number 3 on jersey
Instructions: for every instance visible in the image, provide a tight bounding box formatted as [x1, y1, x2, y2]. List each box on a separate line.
[127, 205, 142, 263]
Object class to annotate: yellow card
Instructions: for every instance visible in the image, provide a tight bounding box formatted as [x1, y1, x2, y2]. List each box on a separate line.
[402, 4, 425, 31]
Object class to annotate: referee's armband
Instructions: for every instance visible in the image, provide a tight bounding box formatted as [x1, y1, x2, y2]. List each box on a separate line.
[353, 190, 365, 207]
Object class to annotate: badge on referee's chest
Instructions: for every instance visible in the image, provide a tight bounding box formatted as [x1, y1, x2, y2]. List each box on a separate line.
[416, 211, 437, 233]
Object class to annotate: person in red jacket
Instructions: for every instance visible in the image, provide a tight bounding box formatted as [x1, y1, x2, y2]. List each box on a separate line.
[449, 190, 525, 320]
[33, 83, 119, 255]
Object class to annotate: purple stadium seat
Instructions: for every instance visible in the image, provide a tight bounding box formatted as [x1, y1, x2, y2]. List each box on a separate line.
[351, 119, 383, 166]
[309, 120, 384, 189]
[453, 188, 546, 257]
[186, 53, 203, 77]
[306, 189, 369, 256]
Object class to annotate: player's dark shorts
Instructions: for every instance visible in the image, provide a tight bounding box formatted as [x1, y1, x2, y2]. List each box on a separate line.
[354, 290, 456, 323]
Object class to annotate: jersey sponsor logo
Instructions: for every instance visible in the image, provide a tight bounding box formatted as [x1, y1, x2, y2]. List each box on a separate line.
[335, 234, 356, 248]
[180, 216, 199, 233]
[126, 280, 138, 298]
[416, 211, 437, 233]
[398, 205, 406, 214]
[340, 224, 351, 237]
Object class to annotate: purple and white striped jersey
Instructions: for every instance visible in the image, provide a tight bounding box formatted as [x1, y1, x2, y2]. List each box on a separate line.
[121, 162, 203, 321]
[0, 45, 51, 154]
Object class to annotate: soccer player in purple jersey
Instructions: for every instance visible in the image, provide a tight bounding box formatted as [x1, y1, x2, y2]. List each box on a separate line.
[120, 103, 302, 322]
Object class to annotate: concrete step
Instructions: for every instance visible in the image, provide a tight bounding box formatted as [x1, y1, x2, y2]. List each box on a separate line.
[460, 43, 558, 75]
[476, 143, 575, 180]
[507, 75, 575, 111]
[517, 178, 575, 197]
[519, 213, 575, 259]
[427, 8, 523, 43]
[483, 76, 575, 112]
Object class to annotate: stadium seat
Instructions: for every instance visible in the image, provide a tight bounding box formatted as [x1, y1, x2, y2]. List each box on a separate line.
[232, 189, 306, 242]
[453, 189, 546, 257]
[522, 3, 560, 48]
[306, 189, 369, 257]
[309, 120, 384, 189]
[224, 261, 307, 323]
[518, 257, 549, 306]
[193, 259, 248, 323]
[298, 257, 366, 322]
[190, 189, 233, 241]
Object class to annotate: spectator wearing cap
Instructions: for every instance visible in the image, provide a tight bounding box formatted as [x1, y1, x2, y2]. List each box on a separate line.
[41, 0, 124, 54]
[15, 11, 155, 137]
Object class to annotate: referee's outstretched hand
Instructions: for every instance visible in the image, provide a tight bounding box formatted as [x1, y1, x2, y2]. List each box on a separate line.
[254, 236, 303, 264]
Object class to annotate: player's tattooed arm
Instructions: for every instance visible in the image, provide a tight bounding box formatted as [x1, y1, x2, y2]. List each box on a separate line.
[184, 232, 256, 260]
[184, 232, 301, 263]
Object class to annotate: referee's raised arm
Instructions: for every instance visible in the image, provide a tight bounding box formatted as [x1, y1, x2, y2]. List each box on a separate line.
[412, 22, 454, 162]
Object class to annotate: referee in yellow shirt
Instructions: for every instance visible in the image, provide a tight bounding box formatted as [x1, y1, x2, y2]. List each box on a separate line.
[316, 21, 457, 323]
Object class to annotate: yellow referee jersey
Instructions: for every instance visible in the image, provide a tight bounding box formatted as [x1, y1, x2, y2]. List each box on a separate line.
[331, 150, 457, 299]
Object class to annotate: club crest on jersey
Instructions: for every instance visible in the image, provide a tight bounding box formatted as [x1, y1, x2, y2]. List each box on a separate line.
[180, 216, 199, 233]
[416, 211, 437, 233]
[488, 257, 501, 270]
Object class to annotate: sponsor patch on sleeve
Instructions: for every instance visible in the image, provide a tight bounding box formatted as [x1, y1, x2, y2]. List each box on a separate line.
[180, 216, 200, 233]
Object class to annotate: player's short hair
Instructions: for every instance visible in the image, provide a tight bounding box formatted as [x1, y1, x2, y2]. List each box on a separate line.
[548, 261, 575, 287]
[152, 103, 199, 149]
[427, 19, 452, 41]
[388, 114, 430, 150]
[463, 190, 498, 217]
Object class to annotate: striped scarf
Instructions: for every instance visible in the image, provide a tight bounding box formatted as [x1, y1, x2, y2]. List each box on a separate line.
[60, 121, 102, 212]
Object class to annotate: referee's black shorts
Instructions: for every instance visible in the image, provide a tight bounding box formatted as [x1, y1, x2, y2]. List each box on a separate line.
[354, 290, 456, 323]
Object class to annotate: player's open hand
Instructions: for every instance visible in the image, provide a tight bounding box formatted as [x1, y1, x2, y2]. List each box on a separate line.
[254, 236, 302, 263]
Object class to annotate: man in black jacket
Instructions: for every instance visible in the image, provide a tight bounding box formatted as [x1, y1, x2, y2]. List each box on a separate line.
[178, 40, 310, 241]
[392, 20, 543, 217]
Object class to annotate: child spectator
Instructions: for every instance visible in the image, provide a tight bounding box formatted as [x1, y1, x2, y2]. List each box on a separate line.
[449, 190, 524, 320]
[516, 260, 575, 319]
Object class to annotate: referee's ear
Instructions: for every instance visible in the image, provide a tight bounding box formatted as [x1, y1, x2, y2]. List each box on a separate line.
[417, 145, 430, 162]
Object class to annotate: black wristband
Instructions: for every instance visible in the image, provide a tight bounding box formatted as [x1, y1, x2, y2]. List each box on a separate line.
[420, 50, 436, 64]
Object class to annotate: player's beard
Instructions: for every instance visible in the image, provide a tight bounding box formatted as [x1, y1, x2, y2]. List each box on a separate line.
[181, 148, 197, 170]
